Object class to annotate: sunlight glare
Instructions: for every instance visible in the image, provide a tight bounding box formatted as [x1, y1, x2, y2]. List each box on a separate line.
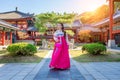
[76, 0, 107, 13]
[87, 4, 100, 11]
[86, 0, 108, 12]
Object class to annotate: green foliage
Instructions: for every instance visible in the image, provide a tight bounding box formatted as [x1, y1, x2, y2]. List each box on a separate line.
[35, 17, 47, 33]
[35, 12, 76, 32]
[118, 44, 120, 47]
[80, 5, 109, 24]
[80, 3, 120, 24]
[114, 2, 120, 12]
[66, 30, 75, 36]
[82, 43, 106, 55]
[7, 42, 37, 56]
[96, 41, 106, 45]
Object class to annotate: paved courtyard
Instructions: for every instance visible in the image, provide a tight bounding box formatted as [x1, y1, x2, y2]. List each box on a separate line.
[0, 50, 120, 80]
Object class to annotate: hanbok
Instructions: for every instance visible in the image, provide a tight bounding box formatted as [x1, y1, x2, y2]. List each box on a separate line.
[49, 30, 70, 69]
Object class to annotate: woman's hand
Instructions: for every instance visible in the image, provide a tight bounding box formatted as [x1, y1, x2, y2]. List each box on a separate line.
[54, 37, 60, 42]
[55, 39, 60, 42]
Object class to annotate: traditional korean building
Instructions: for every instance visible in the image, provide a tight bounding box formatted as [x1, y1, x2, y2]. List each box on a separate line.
[92, 9, 120, 44]
[69, 20, 104, 43]
[78, 24, 103, 43]
[0, 8, 37, 41]
[0, 19, 18, 49]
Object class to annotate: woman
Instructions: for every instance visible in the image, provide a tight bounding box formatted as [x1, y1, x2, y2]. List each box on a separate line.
[49, 23, 70, 69]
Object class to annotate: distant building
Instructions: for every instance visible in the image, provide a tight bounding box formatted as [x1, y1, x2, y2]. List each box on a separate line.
[0, 19, 18, 48]
[72, 19, 82, 27]
[0, 8, 37, 42]
[92, 9, 120, 44]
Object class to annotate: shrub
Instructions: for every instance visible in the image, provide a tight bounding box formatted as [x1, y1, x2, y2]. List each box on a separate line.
[118, 44, 120, 47]
[82, 43, 106, 55]
[96, 41, 106, 45]
[7, 42, 37, 56]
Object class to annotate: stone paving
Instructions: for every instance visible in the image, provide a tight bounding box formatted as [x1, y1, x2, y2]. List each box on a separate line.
[34, 59, 85, 80]
[73, 60, 120, 80]
[0, 50, 120, 80]
[107, 47, 120, 53]
[0, 63, 37, 80]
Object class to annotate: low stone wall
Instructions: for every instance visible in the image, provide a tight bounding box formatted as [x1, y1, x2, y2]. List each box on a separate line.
[0, 46, 8, 50]
[16, 40, 35, 45]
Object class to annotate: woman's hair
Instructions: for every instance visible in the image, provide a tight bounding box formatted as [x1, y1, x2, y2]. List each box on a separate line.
[60, 23, 66, 38]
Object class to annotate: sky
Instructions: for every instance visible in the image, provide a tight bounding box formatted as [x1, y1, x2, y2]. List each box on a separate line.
[0, 0, 107, 15]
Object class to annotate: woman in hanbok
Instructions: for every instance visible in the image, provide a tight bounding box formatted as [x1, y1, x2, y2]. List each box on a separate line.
[49, 23, 70, 69]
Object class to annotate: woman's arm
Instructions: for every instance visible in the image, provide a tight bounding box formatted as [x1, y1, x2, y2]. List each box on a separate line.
[53, 36, 59, 42]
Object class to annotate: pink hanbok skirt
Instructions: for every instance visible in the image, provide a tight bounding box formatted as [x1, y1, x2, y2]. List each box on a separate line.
[49, 36, 70, 69]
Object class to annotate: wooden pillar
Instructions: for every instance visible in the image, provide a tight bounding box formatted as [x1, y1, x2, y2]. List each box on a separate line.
[34, 32, 36, 36]
[101, 28, 105, 42]
[32, 32, 34, 36]
[10, 32, 12, 44]
[33, 31, 35, 36]
[75, 29, 78, 42]
[109, 0, 114, 40]
[16, 31, 19, 40]
[2, 31, 5, 46]
[26, 21, 28, 30]
[16, 21, 18, 27]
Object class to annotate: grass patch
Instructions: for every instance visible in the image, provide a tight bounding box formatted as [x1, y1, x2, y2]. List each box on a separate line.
[70, 50, 120, 62]
[0, 50, 48, 63]
[0, 50, 8, 54]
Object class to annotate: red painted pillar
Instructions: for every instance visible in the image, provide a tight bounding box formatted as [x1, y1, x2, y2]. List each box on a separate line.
[10, 32, 12, 44]
[2, 31, 5, 46]
[109, 0, 114, 40]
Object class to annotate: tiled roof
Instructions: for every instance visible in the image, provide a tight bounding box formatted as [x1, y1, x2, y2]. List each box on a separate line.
[92, 10, 120, 27]
[0, 11, 34, 19]
[46, 23, 71, 28]
[72, 20, 82, 27]
[27, 26, 38, 31]
[0, 19, 19, 30]
[80, 25, 101, 32]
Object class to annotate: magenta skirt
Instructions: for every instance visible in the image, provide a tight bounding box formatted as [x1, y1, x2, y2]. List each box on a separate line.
[49, 36, 70, 69]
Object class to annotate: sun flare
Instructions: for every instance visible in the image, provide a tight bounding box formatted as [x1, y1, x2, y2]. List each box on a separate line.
[82, 0, 107, 12]
[87, 5, 99, 11]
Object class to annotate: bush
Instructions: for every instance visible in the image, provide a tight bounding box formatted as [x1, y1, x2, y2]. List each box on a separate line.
[7, 42, 37, 56]
[118, 44, 120, 47]
[96, 41, 106, 45]
[82, 43, 106, 55]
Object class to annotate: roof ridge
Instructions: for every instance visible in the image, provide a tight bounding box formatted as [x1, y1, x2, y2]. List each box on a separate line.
[0, 10, 34, 19]
[0, 11, 15, 14]
[0, 10, 34, 16]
